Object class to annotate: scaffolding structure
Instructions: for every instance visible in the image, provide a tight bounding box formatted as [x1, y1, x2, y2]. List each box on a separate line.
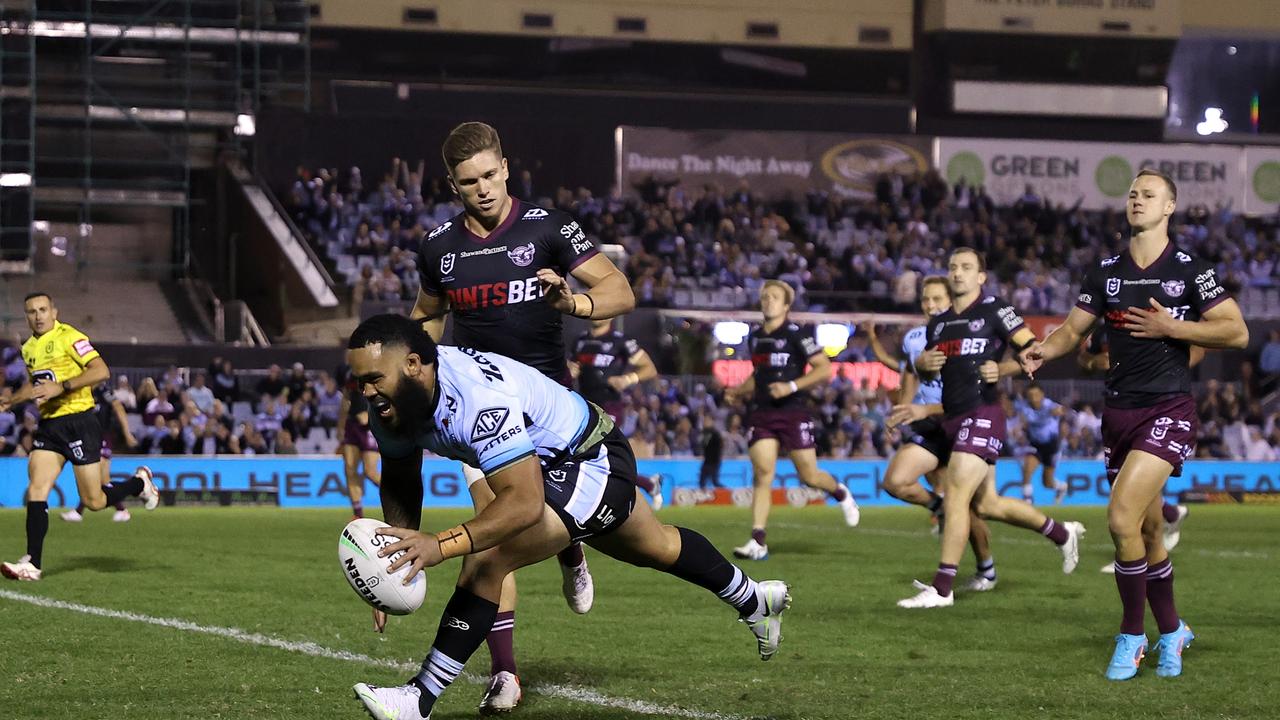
[1, 0, 308, 280]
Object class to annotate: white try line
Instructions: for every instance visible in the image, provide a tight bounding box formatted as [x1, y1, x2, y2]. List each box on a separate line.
[0, 590, 753, 720]
[770, 523, 1272, 561]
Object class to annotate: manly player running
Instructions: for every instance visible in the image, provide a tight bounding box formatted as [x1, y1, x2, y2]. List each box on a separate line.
[726, 280, 859, 561]
[1015, 383, 1068, 505]
[897, 249, 1084, 609]
[62, 382, 139, 523]
[345, 315, 791, 720]
[0, 292, 158, 581]
[1083, 332, 1193, 574]
[410, 121, 638, 712]
[1023, 170, 1247, 679]
[871, 276, 999, 591]
[570, 317, 663, 508]
[337, 364, 382, 520]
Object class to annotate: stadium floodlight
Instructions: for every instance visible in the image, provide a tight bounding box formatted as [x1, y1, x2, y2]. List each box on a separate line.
[234, 114, 257, 137]
[713, 321, 751, 346]
[816, 322, 850, 350]
[0, 173, 32, 187]
[1196, 108, 1228, 136]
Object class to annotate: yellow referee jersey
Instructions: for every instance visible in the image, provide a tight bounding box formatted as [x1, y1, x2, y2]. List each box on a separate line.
[21, 321, 100, 419]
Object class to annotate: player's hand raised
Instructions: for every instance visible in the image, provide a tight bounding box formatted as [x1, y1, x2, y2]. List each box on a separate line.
[916, 349, 946, 372]
[536, 268, 577, 315]
[1124, 298, 1179, 339]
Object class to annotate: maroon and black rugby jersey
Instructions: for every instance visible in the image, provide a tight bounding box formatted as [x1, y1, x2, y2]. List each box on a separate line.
[418, 198, 600, 378]
[1074, 242, 1228, 408]
[573, 330, 640, 406]
[925, 295, 1027, 417]
[748, 322, 822, 411]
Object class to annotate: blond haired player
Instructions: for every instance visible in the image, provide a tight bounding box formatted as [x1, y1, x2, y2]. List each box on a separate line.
[1, 292, 157, 581]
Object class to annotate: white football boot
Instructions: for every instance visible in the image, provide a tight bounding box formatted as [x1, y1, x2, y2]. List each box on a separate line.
[837, 484, 860, 527]
[60, 509, 84, 522]
[897, 580, 954, 609]
[1163, 505, 1189, 552]
[478, 671, 522, 715]
[1100, 561, 1117, 574]
[561, 553, 594, 614]
[732, 538, 769, 561]
[1059, 521, 1086, 574]
[0, 555, 42, 582]
[962, 574, 998, 592]
[136, 466, 160, 511]
[649, 474, 664, 511]
[742, 580, 791, 661]
[353, 682, 429, 720]
[113, 509, 132, 523]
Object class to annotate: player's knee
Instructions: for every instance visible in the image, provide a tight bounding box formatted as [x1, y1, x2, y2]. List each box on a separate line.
[82, 496, 107, 512]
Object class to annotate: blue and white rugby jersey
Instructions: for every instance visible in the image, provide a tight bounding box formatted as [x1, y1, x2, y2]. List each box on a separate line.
[370, 346, 593, 477]
[1016, 396, 1061, 445]
[902, 325, 943, 406]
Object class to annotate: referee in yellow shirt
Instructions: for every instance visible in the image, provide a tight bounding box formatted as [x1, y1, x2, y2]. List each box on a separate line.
[0, 292, 159, 581]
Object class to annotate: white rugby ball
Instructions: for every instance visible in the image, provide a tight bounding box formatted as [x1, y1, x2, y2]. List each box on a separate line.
[338, 518, 427, 615]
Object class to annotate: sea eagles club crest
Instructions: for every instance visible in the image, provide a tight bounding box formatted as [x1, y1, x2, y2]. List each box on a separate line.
[508, 243, 535, 267]
[1161, 279, 1185, 297]
[440, 252, 455, 275]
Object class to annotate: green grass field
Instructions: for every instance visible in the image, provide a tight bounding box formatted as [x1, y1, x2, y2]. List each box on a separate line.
[1, 504, 1276, 720]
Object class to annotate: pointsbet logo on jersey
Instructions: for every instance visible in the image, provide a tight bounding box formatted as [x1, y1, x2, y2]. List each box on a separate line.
[445, 278, 546, 310]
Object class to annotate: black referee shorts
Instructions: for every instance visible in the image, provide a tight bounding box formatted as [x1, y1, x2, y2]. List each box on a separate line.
[32, 409, 104, 466]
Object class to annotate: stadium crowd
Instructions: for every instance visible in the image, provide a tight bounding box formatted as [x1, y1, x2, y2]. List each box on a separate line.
[3, 343, 1277, 464]
[282, 157, 1280, 316]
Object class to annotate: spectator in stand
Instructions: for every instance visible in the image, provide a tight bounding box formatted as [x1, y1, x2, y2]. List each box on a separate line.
[722, 413, 749, 457]
[254, 397, 284, 443]
[282, 399, 313, 442]
[286, 362, 309, 401]
[113, 375, 137, 411]
[187, 372, 216, 415]
[212, 358, 240, 404]
[143, 386, 175, 426]
[1260, 329, 1280, 375]
[255, 364, 287, 402]
[158, 418, 188, 455]
[314, 376, 343, 434]
[239, 422, 270, 455]
[274, 429, 299, 455]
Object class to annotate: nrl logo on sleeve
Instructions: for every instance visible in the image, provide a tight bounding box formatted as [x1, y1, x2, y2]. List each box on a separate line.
[1161, 279, 1185, 297]
[522, 208, 548, 220]
[1106, 278, 1121, 296]
[440, 252, 455, 275]
[507, 242, 535, 267]
[471, 407, 510, 442]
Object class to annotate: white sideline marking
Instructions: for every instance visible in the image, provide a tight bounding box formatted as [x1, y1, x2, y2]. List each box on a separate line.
[0, 589, 750, 720]
[771, 522, 1272, 560]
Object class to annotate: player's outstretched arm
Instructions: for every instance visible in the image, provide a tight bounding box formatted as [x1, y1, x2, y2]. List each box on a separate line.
[410, 288, 449, 342]
[865, 323, 901, 372]
[451, 455, 545, 553]
[1023, 308, 1096, 373]
[379, 453, 425, 531]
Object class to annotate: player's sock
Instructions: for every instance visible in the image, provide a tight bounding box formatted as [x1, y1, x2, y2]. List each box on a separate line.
[1022, 483, 1034, 502]
[634, 474, 656, 493]
[114, 501, 126, 511]
[557, 543, 585, 568]
[413, 586, 499, 716]
[487, 611, 517, 676]
[1114, 557, 1148, 635]
[103, 475, 144, 506]
[351, 502, 363, 519]
[976, 557, 997, 582]
[1161, 503, 1180, 524]
[665, 527, 763, 619]
[75, 502, 87, 514]
[1039, 518, 1068, 545]
[830, 484, 849, 502]
[751, 527, 767, 546]
[26, 501, 48, 569]
[932, 563, 958, 596]
[1146, 559, 1181, 635]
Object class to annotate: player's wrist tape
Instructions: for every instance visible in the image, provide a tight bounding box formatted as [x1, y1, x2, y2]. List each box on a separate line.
[574, 293, 595, 319]
[788, 381, 799, 393]
[435, 524, 473, 559]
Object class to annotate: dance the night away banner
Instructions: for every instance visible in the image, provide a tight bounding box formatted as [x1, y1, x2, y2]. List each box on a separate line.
[3, 457, 1277, 510]
[936, 137, 1280, 216]
[617, 126, 932, 200]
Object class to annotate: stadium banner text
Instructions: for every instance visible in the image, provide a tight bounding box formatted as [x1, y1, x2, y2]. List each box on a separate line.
[936, 138, 1280, 216]
[618, 126, 931, 200]
[4, 457, 1277, 509]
